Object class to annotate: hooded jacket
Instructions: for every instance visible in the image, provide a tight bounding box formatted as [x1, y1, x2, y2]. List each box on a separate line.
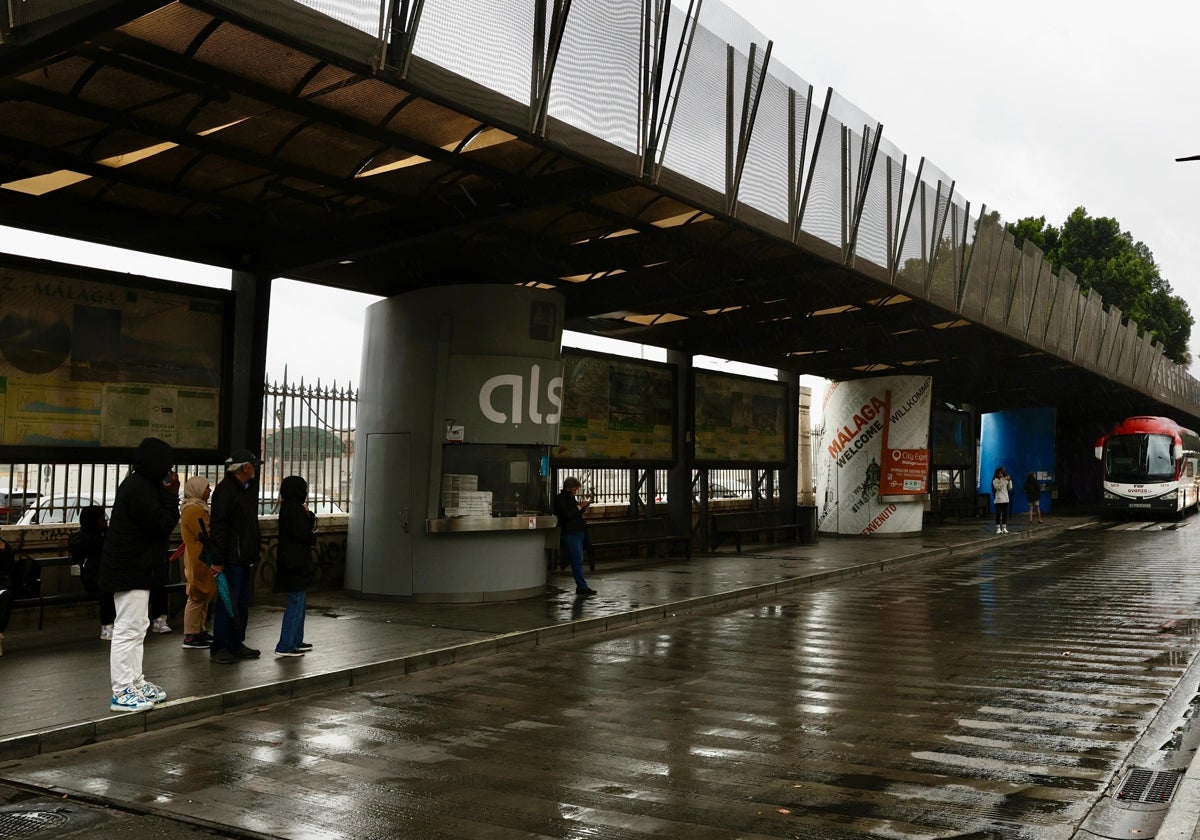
[99, 437, 180, 593]
[69, 505, 107, 593]
[274, 475, 316, 593]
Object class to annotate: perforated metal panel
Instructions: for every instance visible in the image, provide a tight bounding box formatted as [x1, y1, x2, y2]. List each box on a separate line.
[1116, 768, 1181, 804]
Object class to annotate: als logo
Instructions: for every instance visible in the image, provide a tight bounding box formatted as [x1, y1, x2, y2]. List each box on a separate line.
[478, 364, 563, 426]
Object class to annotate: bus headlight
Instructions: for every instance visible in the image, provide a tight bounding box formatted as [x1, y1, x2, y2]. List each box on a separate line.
[1103, 490, 1118, 500]
[1162, 489, 1179, 500]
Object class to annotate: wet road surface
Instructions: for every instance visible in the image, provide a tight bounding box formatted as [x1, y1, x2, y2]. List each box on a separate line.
[4, 519, 1200, 838]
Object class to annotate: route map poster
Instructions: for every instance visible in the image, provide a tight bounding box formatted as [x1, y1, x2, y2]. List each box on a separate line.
[0, 257, 229, 455]
[693, 370, 787, 465]
[552, 351, 675, 464]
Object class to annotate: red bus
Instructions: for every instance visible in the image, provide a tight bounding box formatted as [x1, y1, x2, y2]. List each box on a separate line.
[1095, 416, 1200, 515]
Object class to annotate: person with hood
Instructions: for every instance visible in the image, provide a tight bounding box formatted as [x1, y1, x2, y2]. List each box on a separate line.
[180, 476, 216, 649]
[68, 505, 114, 640]
[100, 437, 180, 712]
[273, 475, 316, 657]
[1024, 471, 1043, 525]
[208, 448, 263, 664]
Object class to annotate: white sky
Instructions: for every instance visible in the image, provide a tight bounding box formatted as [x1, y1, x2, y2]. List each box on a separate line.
[3, 0, 1197, 399]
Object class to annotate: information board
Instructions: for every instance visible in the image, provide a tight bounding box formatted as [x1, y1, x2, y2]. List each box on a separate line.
[0, 255, 231, 459]
[552, 351, 675, 464]
[693, 370, 787, 465]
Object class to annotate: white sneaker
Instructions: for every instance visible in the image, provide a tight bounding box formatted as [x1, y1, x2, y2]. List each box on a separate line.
[151, 616, 172, 634]
[1002, 526, 1009, 534]
[100, 624, 113, 641]
[137, 681, 167, 702]
[110, 686, 154, 713]
[996, 525, 1002, 534]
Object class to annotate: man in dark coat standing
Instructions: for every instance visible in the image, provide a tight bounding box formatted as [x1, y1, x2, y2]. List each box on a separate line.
[208, 448, 264, 664]
[101, 436, 180, 712]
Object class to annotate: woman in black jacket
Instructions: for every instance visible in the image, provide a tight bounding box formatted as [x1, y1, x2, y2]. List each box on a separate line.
[273, 475, 316, 657]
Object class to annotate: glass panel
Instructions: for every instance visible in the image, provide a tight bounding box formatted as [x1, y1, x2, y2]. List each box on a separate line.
[440, 443, 550, 518]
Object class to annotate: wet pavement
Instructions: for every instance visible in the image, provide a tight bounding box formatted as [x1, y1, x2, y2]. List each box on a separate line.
[5, 514, 1200, 838]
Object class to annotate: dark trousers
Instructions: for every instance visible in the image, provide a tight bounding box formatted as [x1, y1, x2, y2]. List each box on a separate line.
[560, 531, 589, 590]
[211, 564, 252, 655]
[0, 588, 12, 632]
[149, 584, 167, 619]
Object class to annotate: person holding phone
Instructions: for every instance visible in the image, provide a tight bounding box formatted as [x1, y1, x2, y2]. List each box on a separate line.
[553, 476, 597, 596]
[100, 437, 180, 712]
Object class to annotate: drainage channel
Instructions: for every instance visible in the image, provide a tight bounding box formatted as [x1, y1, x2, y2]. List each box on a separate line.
[0, 798, 111, 839]
[1075, 651, 1200, 840]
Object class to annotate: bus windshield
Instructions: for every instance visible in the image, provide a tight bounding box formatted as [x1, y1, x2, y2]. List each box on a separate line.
[1104, 433, 1177, 483]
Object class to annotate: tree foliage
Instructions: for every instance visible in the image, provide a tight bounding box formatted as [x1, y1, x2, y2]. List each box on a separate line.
[264, 425, 347, 458]
[1006, 207, 1192, 365]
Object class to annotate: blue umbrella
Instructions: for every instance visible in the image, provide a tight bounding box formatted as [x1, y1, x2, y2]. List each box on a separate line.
[199, 520, 239, 631]
[213, 570, 240, 631]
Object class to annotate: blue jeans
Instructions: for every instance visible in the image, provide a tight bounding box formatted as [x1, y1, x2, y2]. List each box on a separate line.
[561, 531, 589, 590]
[212, 564, 252, 655]
[277, 591, 307, 653]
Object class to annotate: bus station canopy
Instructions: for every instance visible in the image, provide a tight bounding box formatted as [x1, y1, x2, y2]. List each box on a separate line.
[1, 0, 1195, 425]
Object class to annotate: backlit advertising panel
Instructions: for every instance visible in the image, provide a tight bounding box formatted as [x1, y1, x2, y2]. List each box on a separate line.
[0, 255, 232, 460]
[552, 351, 675, 464]
[693, 370, 787, 466]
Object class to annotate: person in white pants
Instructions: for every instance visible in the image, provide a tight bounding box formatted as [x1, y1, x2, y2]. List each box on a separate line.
[100, 437, 181, 713]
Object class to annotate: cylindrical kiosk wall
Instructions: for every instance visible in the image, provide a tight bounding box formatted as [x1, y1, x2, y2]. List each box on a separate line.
[816, 375, 932, 535]
[346, 285, 563, 602]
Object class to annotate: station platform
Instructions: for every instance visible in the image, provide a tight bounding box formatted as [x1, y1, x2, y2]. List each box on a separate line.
[0, 514, 1082, 761]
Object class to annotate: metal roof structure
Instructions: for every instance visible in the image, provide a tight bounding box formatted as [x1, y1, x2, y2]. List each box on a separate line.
[2, 0, 1198, 425]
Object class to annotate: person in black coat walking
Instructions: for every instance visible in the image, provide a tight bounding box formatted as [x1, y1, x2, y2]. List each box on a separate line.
[273, 475, 316, 657]
[100, 437, 180, 712]
[208, 448, 263, 664]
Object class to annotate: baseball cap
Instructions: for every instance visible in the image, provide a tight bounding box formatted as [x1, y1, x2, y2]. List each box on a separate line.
[226, 448, 264, 465]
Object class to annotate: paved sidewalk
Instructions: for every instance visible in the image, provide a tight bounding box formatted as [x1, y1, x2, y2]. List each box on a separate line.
[0, 515, 1081, 761]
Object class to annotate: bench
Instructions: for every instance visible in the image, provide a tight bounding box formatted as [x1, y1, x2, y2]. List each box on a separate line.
[13, 553, 186, 630]
[710, 509, 814, 553]
[585, 517, 691, 571]
[929, 493, 990, 523]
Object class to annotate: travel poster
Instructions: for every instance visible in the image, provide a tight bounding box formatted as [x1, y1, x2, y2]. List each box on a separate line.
[552, 352, 674, 463]
[693, 370, 787, 465]
[0, 258, 228, 451]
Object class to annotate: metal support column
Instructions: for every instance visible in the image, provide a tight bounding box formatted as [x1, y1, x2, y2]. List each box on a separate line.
[667, 349, 694, 546]
[230, 270, 271, 454]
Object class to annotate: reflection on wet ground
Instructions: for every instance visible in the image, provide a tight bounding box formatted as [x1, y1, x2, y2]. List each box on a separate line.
[6, 520, 1200, 838]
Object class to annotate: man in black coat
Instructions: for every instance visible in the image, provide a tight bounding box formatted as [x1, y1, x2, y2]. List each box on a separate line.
[101, 436, 180, 712]
[208, 448, 264, 664]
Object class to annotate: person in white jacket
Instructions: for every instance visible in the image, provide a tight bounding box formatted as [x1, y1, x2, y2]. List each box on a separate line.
[992, 466, 1012, 534]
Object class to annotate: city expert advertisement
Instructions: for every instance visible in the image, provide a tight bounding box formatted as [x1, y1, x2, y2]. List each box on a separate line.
[817, 375, 932, 535]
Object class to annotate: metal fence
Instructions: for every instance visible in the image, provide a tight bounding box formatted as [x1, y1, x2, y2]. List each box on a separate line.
[0, 375, 357, 524]
[565, 467, 779, 509]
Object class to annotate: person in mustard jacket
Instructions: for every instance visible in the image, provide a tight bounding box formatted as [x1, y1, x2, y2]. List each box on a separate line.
[180, 476, 217, 649]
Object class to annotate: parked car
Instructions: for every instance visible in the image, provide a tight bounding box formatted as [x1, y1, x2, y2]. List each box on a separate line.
[17, 495, 108, 525]
[654, 480, 756, 504]
[0, 490, 40, 524]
